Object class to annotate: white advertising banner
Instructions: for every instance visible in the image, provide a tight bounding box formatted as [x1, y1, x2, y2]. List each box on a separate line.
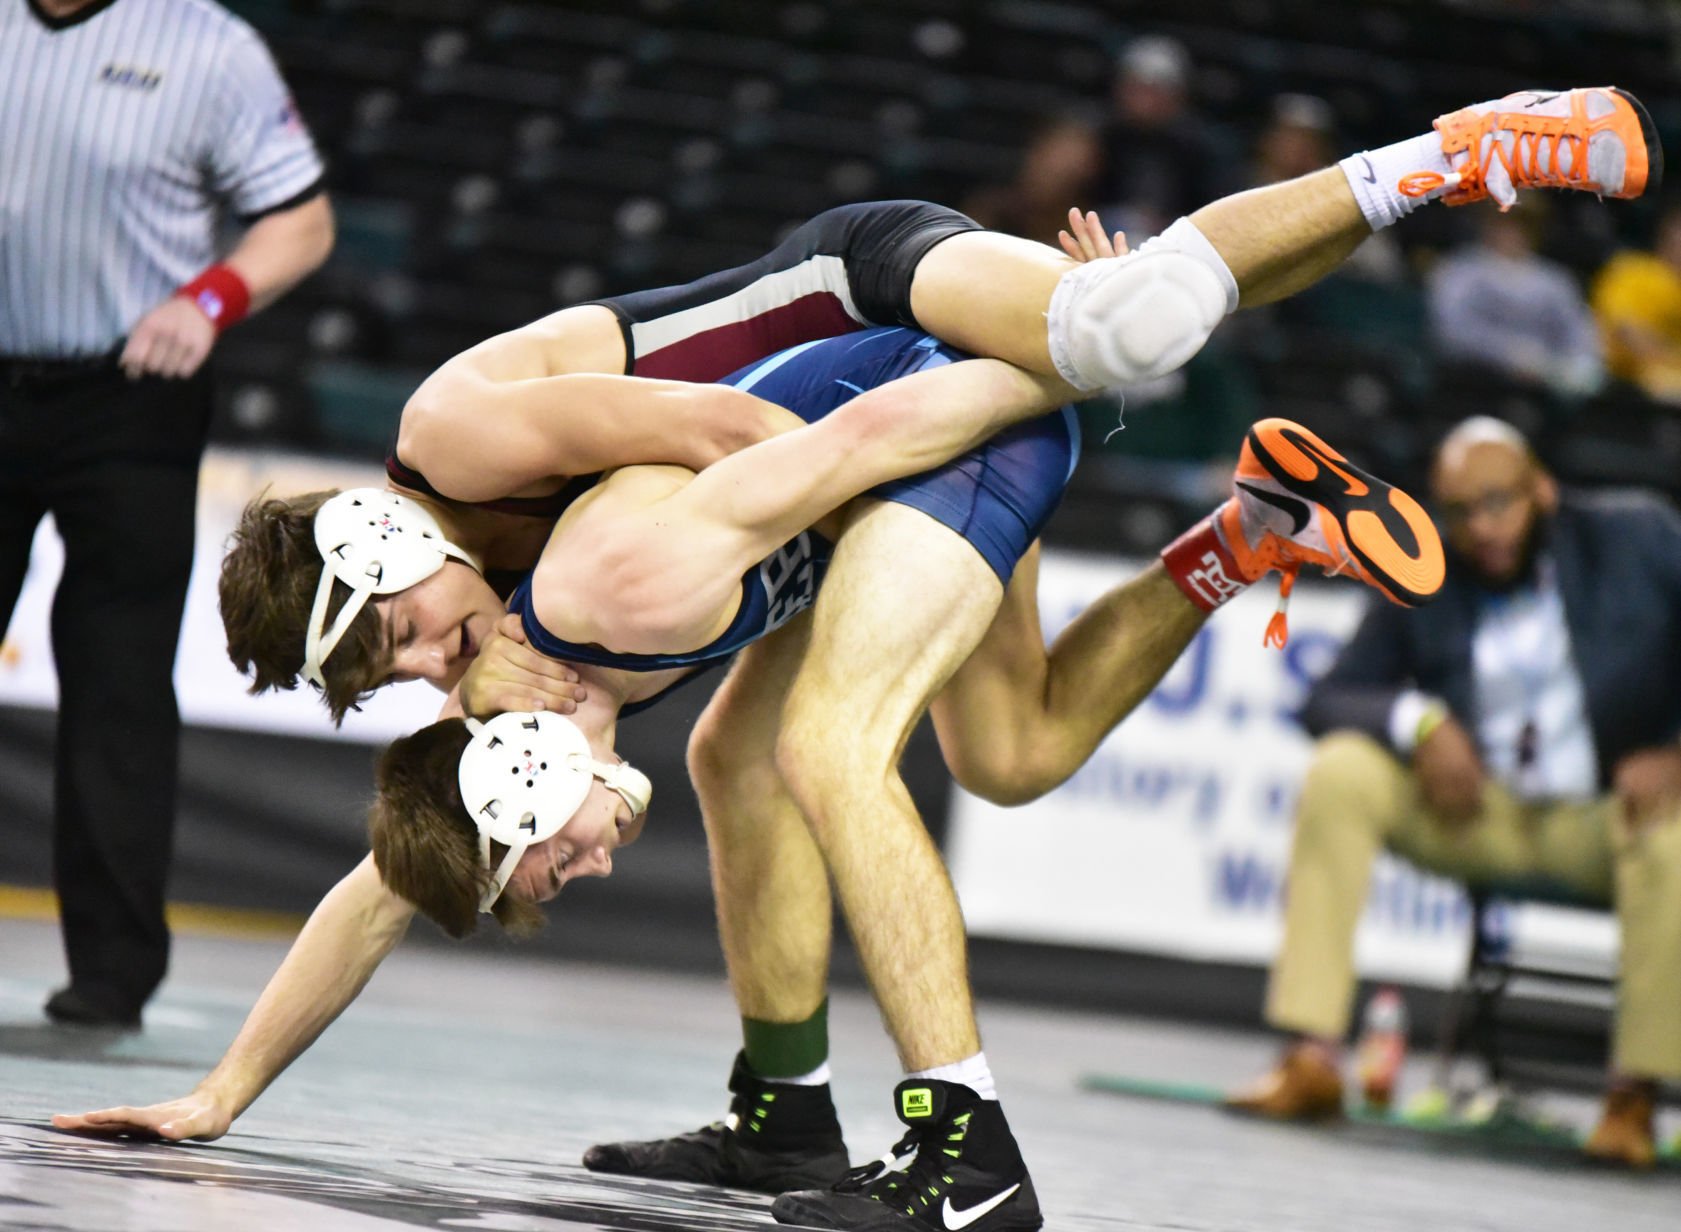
[0, 448, 442, 744]
[945, 548, 1614, 988]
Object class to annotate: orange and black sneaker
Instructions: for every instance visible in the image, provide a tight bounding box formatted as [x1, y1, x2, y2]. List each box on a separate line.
[1402, 86, 1661, 210]
[1162, 419, 1444, 647]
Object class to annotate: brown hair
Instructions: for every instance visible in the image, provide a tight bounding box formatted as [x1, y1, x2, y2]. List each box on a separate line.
[218, 489, 392, 726]
[368, 719, 545, 940]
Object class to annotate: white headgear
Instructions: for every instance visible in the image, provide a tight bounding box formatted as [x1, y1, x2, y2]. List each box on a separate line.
[457, 711, 653, 913]
[303, 488, 478, 691]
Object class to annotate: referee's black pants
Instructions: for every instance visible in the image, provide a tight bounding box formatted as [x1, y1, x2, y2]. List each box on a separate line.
[0, 364, 211, 1015]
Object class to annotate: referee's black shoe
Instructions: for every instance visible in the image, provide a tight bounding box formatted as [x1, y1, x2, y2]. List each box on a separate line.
[772, 1079, 1042, 1231]
[44, 984, 142, 1031]
[583, 1052, 849, 1193]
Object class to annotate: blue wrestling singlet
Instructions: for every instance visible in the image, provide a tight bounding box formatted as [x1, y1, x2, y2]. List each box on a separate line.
[731, 328, 1080, 584]
[508, 327, 1079, 712]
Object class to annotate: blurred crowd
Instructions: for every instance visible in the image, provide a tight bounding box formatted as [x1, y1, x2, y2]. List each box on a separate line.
[960, 34, 1681, 501]
[205, 2, 1681, 536]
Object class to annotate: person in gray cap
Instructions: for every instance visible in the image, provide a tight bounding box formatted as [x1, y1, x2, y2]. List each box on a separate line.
[1096, 34, 1238, 238]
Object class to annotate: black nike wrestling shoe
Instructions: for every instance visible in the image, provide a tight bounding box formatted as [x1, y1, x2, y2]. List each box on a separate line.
[582, 1052, 849, 1193]
[771, 1079, 1042, 1231]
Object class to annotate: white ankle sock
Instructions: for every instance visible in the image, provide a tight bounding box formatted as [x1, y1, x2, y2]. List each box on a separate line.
[906, 1051, 997, 1101]
[1338, 132, 1451, 230]
[774, 1061, 832, 1087]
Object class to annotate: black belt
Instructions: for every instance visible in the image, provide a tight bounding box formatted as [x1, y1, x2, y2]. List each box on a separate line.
[0, 350, 123, 388]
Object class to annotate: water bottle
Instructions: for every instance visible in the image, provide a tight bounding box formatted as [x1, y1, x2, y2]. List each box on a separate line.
[1478, 899, 1512, 966]
[1356, 986, 1409, 1110]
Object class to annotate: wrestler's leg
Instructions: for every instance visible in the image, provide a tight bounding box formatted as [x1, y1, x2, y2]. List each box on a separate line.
[579, 617, 852, 1194]
[770, 499, 1049, 1228]
[931, 545, 1207, 805]
[931, 400, 1449, 807]
[908, 168, 1365, 370]
[775, 500, 1003, 1070]
[1187, 169, 1368, 306]
[916, 87, 1655, 386]
[688, 618, 830, 1031]
[907, 229, 1077, 375]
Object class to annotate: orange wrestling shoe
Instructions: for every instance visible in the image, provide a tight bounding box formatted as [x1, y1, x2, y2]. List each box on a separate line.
[1403, 86, 1661, 210]
[1162, 419, 1445, 646]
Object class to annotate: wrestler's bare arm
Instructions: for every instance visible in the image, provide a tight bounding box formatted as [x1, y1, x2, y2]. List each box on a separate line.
[52, 854, 415, 1141]
[49, 694, 477, 1139]
[641, 357, 1071, 585]
[397, 210, 1124, 510]
[196, 856, 414, 1114]
[532, 357, 1073, 655]
[397, 307, 802, 502]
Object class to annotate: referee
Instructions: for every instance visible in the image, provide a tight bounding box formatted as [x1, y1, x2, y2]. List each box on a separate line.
[1, 0, 333, 1027]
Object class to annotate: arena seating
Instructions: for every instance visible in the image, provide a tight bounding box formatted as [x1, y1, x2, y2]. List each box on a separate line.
[216, 0, 1681, 525]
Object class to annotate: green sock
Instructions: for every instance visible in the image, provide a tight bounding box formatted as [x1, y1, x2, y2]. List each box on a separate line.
[742, 999, 829, 1081]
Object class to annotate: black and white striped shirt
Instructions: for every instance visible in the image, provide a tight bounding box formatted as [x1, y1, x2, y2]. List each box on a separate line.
[0, 0, 325, 356]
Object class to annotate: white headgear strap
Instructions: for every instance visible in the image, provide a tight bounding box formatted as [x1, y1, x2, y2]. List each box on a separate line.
[458, 712, 652, 913]
[303, 488, 478, 691]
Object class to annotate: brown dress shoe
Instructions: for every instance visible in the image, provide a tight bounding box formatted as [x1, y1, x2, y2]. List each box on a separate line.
[1584, 1083, 1657, 1168]
[1224, 1041, 1344, 1121]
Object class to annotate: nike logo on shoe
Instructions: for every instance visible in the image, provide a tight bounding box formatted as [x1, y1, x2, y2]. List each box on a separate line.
[1236, 481, 1310, 535]
[943, 1183, 1021, 1229]
[1284, 432, 1370, 498]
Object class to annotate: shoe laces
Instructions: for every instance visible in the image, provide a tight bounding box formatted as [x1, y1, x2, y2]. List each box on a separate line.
[1401, 109, 1588, 206]
[835, 1113, 972, 1216]
[1251, 538, 1356, 649]
[1263, 567, 1298, 650]
[730, 1088, 777, 1137]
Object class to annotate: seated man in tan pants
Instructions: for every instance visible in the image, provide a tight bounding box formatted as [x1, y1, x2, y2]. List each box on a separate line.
[1227, 416, 1681, 1167]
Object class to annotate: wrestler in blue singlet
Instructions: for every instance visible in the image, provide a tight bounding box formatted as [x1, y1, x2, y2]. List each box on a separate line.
[508, 327, 1080, 712]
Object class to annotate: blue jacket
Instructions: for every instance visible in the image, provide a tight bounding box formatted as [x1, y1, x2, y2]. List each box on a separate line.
[1299, 491, 1681, 786]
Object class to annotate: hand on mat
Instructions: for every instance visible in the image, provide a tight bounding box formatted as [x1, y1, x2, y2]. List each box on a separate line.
[1412, 716, 1485, 827]
[120, 296, 217, 380]
[1613, 745, 1681, 829]
[52, 1090, 232, 1142]
[459, 613, 586, 719]
[1058, 208, 1129, 264]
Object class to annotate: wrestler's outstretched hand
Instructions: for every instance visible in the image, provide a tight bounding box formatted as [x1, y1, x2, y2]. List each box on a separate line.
[459, 613, 587, 719]
[53, 1090, 232, 1142]
[1058, 208, 1129, 263]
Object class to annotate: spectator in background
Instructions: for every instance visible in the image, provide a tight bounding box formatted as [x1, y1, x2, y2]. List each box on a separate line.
[1591, 204, 1681, 405]
[1226, 417, 1681, 1168]
[1093, 35, 1235, 241]
[1252, 92, 1337, 186]
[960, 113, 1104, 248]
[1427, 203, 1604, 398]
[1252, 94, 1405, 286]
[0, 0, 333, 1028]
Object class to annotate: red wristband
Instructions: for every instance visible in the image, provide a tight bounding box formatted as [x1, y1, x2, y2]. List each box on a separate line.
[1161, 513, 1250, 613]
[175, 264, 251, 332]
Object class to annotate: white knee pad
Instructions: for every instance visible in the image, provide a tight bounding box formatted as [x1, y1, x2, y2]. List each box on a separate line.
[1047, 218, 1239, 391]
